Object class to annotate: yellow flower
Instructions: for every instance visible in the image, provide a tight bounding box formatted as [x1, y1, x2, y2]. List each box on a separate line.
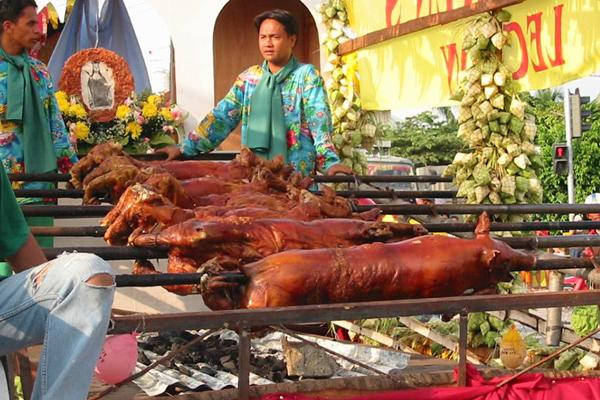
[73, 121, 90, 140]
[147, 94, 161, 106]
[159, 107, 173, 121]
[55, 92, 69, 113]
[69, 103, 87, 119]
[116, 104, 131, 120]
[126, 121, 142, 139]
[55, 90, 68, 105]
[142, 102, 158, 119]
[57, 98, 69, 113]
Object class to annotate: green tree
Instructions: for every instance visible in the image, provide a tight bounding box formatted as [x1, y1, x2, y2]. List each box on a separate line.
[524, 91, 600, 220]
[386, 111, 465, 167]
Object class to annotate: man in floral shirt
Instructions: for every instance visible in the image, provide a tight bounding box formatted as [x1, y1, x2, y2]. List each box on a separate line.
[0, 0, 77, 252]
[160, 9, 351, 177]
[0, 0, 77, 195]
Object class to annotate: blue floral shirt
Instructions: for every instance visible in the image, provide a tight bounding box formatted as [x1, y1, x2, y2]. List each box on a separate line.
[0, 55, 77, 204]
[182, 63, 340, 176]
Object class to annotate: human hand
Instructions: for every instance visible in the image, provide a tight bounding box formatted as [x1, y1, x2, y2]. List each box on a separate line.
[156, 145, 182, 161]
[325, 163, 353, 176]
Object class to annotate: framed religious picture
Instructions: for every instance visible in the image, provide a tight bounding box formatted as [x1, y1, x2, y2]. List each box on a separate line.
[59, 48, 135, 122]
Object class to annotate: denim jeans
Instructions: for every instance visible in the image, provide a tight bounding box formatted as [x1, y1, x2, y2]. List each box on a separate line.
[0, 253, 115, 399]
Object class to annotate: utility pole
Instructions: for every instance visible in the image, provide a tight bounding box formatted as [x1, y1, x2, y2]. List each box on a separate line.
[547, 87, 574, 347]
[563, 87, 575, 209]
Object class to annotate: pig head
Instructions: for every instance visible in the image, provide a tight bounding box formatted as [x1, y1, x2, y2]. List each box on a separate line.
[473, 212, 536, 285]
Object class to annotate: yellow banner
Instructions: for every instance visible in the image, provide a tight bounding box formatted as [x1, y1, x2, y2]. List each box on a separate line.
[345, 0, 600, 110]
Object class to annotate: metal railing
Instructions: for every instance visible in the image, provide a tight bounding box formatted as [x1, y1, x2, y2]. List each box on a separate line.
[109, 290, 600, 399]
[20, 203, 600, 218]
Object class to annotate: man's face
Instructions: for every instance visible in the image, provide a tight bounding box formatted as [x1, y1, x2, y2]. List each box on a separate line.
[258, 19, 296, 66]
[2, 6, 41, 51]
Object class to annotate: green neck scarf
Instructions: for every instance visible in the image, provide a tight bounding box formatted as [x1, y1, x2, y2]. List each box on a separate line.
[0, 47, 56, 173]
[245, 56, 298, 162]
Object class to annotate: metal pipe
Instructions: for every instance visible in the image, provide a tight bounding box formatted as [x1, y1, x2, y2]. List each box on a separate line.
[115, 272, 244, 287]
[106, 258, 593, 288]
[21, 203, 600, 218]
[564, 87, 576, 208]
[39, 238, 600, 261]
[502, 235, 600, 250]
[537, 258, 595, 270]
[26, 220, 600, 237]
[332, 190, 458, 198]
[137, 152, 239, 161]
[314, 175, 452, 183]
[15, 188, 459, 200]
[109, 290, 600, 334]
[13, 189, 84, 198]
[423, 220, 600, 232]
[9, 173, 455, 184]
[44, 246, 168, 260]
[8, 173, 68, 182]
[21, 205, 111, 218]
[31, 226, 106, 237]
[354, 203, 600, 215]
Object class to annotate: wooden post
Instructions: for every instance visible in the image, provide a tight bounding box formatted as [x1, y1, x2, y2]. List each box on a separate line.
[238, 328, 251, 400]
[546, 271, 564, 346]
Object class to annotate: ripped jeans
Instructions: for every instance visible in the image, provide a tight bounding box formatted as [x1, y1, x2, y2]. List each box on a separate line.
[0, 253, 115, 400]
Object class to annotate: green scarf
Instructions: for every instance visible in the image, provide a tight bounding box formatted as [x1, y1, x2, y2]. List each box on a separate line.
[0, 47, 56, 173]
[245, 56, 299, 162]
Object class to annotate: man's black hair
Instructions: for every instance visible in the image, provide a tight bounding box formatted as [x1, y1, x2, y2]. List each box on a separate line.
[0, 0, 37, 33]
[254, 9, 298, 37]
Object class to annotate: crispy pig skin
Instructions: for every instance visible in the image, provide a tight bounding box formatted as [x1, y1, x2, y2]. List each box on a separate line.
[203, 212, 535, 310]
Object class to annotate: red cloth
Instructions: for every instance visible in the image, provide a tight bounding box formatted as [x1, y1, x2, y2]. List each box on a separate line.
[582, 229, 599, 258]
[260, 364, 600, 400]
[564, 276, 589, 291]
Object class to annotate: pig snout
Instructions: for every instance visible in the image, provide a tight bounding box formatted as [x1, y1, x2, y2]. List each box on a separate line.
[490, 239, 536, 272]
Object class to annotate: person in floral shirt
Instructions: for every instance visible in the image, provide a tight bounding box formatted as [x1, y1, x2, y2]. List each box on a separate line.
[0, 0, 77, 253]
[160, 9, 351, 177]
[0, 0, 77, 202]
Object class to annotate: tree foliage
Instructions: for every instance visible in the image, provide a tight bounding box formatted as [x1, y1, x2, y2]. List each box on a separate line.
[385, 110, 465, 167]
[525, 92, 600, 205]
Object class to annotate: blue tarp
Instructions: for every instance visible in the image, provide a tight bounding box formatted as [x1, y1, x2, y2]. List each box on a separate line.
[48, 0, 151, 93]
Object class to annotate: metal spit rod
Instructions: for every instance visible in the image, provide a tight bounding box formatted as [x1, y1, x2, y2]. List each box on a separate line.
[109, 257, 595, 288]
[21, 203, 600, 218]
[42, 236, 598, 259]
[14, 188, 459, 199]
[28, 220, 600, 237]
[9, 172, 453, 184]
[109, 290, 600, 334]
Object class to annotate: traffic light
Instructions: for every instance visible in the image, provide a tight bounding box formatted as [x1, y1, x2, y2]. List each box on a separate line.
[552, 143, 568, 175]
[570, 89, 592, 138]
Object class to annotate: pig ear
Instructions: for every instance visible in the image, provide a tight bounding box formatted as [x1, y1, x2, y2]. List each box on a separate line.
[475, 212, 491, 236]
[481, 249, 500, 266]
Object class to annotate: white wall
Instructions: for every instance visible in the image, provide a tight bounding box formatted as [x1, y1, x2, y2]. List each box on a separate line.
[146, 0, 325, 132]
